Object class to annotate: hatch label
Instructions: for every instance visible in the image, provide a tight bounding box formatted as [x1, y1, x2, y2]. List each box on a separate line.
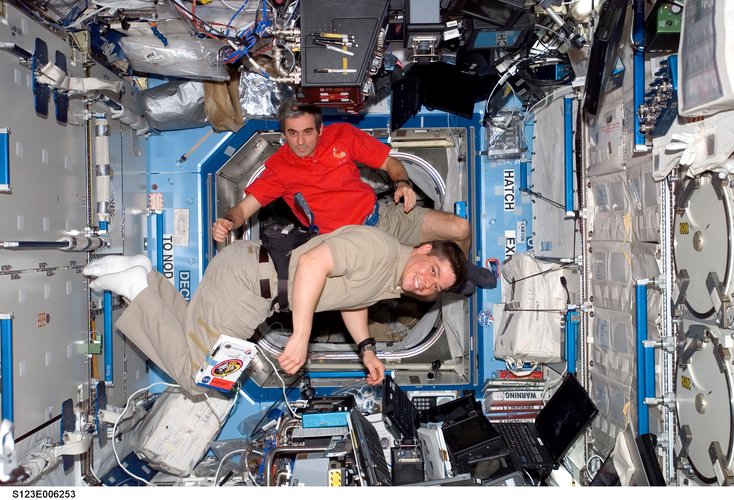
[504, 169, 515, 211]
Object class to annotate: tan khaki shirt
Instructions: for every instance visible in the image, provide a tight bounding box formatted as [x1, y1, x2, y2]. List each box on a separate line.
[287, 225, 413, 311]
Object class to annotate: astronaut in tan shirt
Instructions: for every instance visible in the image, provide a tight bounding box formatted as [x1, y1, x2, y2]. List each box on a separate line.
[83, 226, 467, 395]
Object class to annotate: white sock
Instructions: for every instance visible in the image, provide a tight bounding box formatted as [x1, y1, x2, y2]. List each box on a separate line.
[89, 266, 149, 302]
[83, 255, 152, 277]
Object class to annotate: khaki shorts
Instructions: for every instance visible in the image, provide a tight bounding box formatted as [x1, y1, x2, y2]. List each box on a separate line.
[375, 200, 428, 246]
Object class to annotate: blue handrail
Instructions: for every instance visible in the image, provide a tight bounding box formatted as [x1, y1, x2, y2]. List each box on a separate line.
[519, 161, 528, 192]
[1, 128, 10, 193]
[565, 309, 579, 375]
[306, 370, 396, 380]
[1, 313, 14, 422]
[563, 97, 574, 216]
[104, 291, 113, 383]
[636, 279, 650, 434]
[306, 371, 368, 379]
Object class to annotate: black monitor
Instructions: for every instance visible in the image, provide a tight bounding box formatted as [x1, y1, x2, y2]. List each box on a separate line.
[582, 0, 630, 115]
[636, 433, 666, 486]
[460, 0, 525, 28]
[441, 412, 499, 452]
[390, 62, 481, 130]
[420, 393, 478, 424]
[589, 452, 622, 486]
[590, 427, 666, 486]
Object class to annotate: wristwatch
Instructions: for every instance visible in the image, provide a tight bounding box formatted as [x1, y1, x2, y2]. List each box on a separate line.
[357, 337, 377, 357]
[393, 179, 413, 189]
[360, 344, 377, 357]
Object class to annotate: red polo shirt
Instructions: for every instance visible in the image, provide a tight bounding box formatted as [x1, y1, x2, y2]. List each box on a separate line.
[245, 123, 391, 234]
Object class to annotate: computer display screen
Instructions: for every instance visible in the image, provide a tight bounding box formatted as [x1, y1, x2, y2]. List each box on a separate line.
[470, 453, 514, 481]
[590, 452, 622, 486]
[582, 0, 630, 115]
[442, 414, 500, 452]
[534, 374, 599, 462]
[390, 62, 480, 130]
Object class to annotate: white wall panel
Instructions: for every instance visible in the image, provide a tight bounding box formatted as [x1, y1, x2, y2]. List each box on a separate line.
[0, 4, 150, 441]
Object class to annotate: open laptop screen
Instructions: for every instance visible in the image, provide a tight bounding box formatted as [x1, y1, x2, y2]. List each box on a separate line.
[442, 412, 499, 453]
[535, 374, 599, 462]
[390, 62, 480, 131]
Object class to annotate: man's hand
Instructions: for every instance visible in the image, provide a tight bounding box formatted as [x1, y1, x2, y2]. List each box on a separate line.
[278, 335, 310, 375]
[393, 183, 417, 212]
[362, 351, 385, 385]
[212, 197, 263, 243]
[381, 156, 416, 213]
[212, 217, 234, 243]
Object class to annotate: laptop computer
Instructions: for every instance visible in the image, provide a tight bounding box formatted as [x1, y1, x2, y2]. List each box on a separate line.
[405, 473, 482, 486]
[419, 391, 506, 473]
[468, 450, 528, 486]
[590, 426, 662, 486]
[348, 408, 392, 486]
[417, 423, 454, 481]
[441, 408, 505, 473]
[494, 373, 599, 475]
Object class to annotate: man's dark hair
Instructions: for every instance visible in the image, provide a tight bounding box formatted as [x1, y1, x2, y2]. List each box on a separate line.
[278, 100, 324, 131]
[423, 240, 467, 292]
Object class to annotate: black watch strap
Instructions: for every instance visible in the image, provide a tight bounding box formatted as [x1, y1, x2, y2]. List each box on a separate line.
[393, 179, 412, 189]
[357, 337, 376, 354]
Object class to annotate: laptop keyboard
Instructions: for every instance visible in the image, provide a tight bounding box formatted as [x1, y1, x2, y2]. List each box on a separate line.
[497, 423, 543, 465]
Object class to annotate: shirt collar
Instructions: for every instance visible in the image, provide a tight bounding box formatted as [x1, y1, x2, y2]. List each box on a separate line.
[393, 244, 413, 294]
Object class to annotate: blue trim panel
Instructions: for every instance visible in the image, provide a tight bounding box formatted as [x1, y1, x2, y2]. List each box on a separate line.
[633, 0, 646, 148]
[155, 212, 164, 272]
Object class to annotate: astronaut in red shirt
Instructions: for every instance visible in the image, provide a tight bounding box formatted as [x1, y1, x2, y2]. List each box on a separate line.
[212, 102, 495, 293]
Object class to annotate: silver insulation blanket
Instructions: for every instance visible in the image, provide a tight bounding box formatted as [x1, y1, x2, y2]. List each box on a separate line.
[143, 80, 208, 131]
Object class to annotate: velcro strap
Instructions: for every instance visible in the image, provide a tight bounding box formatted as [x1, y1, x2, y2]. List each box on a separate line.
[259, 246, 272, 299]
[259, 245, 269, 263]
[357, 337, 377, 353]
[277, 279, 289, 311]
[260, 278, 271, 299]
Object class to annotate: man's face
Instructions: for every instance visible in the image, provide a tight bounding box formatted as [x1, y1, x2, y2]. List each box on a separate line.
[400, 244, 457, 299]
[283, 114, 322, 158]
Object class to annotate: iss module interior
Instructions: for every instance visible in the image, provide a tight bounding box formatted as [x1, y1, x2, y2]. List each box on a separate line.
[2, 0, 734, 490]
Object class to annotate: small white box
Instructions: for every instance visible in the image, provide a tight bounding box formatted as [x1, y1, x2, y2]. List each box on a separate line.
[194, 335, 257, 392]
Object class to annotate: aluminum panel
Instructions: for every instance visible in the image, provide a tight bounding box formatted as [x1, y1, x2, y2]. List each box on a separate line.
[0, 268, 88, 437]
